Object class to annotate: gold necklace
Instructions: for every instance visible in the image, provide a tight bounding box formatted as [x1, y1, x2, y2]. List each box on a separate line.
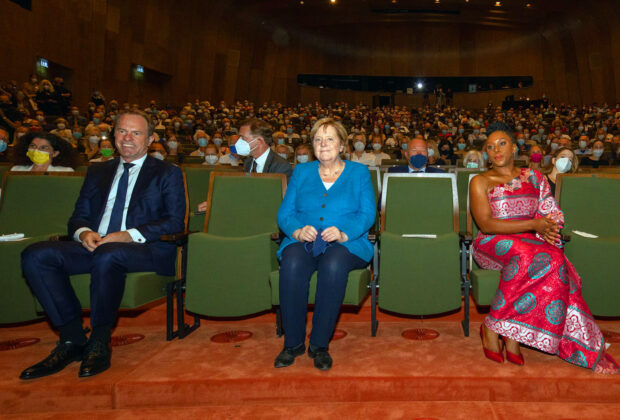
[320, 161, 343, 178]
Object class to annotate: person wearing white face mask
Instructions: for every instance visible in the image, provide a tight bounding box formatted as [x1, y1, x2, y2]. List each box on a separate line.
[580, 140, 609, 168]
[369, 134, 390, 165]
[148, 142, 168, 161]
[293, 144, 313, 166]
[201, 144, 220, 166]
[573, 135, 591, 156]
[197, 119, 292, 212]
[349, 133, 375, 166]
[545, 147, 578, 197]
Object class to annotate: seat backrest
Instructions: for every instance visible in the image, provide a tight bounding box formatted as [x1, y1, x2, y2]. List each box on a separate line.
[368, 166, 381, 200]
[466, 172, 481, 237]
[183, 156, 206, 165]
[0, 172, 85, 236]
[556, 173, 620, 236]
[381, 173, 458, 234]
[0, 163, 11, 183]
[205, 172, 286, 237]
[455, 168, 483, 232]
[183, 165, 242, 215]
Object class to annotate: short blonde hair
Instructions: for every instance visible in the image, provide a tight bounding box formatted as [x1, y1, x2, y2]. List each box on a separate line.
[310, 117, 347, 147]
[464, 150, 486, 169]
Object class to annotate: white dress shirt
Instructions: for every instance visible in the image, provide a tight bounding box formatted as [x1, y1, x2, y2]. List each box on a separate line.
[74, 155, 148, 244]
[252, 148, 270, 173]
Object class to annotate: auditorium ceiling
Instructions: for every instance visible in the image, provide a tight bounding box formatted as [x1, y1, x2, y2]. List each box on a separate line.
[237, 0, 578, 29]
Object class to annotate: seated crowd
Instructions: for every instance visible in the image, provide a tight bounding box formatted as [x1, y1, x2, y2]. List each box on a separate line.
[1, 75, 620, 175]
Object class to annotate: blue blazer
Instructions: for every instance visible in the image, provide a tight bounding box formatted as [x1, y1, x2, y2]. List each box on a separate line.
[277, 160, 376, 262]
[68, 156, 186, 276]
[388, 165, 446, 173]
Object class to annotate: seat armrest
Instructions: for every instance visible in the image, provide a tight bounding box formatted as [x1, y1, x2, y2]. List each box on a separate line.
[49, 235, 72, 241]
[368, 226, 379, 243]
[561, 234, 571, 243]
[459, 231, 473, 244]
[160, 231, 195, 245]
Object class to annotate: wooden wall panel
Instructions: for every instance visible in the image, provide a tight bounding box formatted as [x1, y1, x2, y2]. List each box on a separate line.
[0, 0, 616, 109]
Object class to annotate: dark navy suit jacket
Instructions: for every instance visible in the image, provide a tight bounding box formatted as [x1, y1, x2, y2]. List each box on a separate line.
[387, 165, 446, 173]
[68, 156, 186, 275]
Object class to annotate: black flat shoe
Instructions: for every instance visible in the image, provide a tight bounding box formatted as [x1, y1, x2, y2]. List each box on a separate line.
[78, 340, 111, 378]
[20, 340, 85, 380]
[308, 347, 332, 371]
[274, 343, 306, 368]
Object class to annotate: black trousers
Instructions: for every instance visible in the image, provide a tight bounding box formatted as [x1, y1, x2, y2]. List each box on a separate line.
[279, 242, 367, 349]
[21, 240, 154, 328]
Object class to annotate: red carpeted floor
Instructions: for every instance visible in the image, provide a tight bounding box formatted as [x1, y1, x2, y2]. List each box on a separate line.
[1, 297, 619, 419]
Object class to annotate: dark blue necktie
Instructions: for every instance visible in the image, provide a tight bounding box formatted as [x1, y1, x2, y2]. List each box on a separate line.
[106, 162, 134, 234]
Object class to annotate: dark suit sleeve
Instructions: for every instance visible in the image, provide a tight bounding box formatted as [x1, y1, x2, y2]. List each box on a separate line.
[134, 164, 186, 242]
[267, 151, 293, 179]
[67, 164, 105, 238]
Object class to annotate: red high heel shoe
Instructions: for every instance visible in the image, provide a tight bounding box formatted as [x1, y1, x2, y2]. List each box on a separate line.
[480, 324, 504, 363]
[501, 337, 525, 366]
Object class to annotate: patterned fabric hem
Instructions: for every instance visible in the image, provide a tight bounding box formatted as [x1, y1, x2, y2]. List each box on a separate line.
[485, 317, 559, 355]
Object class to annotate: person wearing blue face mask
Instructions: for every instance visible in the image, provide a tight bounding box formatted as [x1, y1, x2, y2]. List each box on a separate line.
[189, 130, 210, 157]
[0, 128, 10, 162]
[388, 138, 446, 173]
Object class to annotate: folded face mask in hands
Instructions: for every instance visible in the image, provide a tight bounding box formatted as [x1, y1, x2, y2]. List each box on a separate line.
[304, 228, 332, 257]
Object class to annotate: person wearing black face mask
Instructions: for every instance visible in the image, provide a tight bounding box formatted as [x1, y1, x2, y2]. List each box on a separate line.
[438, 140, 455, 164]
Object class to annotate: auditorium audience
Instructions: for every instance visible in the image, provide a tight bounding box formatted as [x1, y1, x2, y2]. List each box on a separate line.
[275, 117, 375, 371]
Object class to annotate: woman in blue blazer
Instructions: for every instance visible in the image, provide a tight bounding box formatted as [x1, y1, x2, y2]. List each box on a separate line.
[275, 118, 376, 371]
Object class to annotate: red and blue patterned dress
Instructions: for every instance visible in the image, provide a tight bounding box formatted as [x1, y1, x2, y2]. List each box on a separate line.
[472, 168, 618, 373]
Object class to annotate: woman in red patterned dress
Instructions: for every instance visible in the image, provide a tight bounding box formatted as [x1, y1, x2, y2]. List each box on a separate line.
[470, 122, 618, 374]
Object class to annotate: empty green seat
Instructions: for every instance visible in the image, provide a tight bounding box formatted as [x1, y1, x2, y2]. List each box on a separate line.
[0, 172, 85, 323]
[182, 164, 242, 232]
[375, 173, 465, 335]
[557, 173, 620, 316]
[184, 172, 286, 320]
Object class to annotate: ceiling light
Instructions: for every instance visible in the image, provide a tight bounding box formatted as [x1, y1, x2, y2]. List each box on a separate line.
[330, 0, 336, 4]
[435, 0, 440, 4]
[495, 1, 502, 6]
[526, 3, 531, 7]
[417, 82, 424, 90]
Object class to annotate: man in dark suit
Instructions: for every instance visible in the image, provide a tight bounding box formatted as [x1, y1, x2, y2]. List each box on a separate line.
[20, 111, 186, 379]
[388, 138, 446, 173]
[238, 118, 292, 178]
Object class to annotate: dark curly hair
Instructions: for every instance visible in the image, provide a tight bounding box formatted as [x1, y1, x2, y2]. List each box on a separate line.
[485, 121, 515, 144]
[13, 131, 79, 168]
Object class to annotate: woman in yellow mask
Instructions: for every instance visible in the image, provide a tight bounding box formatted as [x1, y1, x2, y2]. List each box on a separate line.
[11, 132, 77, 172]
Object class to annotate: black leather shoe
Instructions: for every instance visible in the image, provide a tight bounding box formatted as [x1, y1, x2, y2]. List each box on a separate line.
[274, 343, 306, 368]
[20, 340, 85, 380]
[78, 340, 111, 378]
[308, 347, 333, 371]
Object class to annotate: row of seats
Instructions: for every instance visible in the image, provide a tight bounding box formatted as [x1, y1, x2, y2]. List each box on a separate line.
[1, 167, 618, 342]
